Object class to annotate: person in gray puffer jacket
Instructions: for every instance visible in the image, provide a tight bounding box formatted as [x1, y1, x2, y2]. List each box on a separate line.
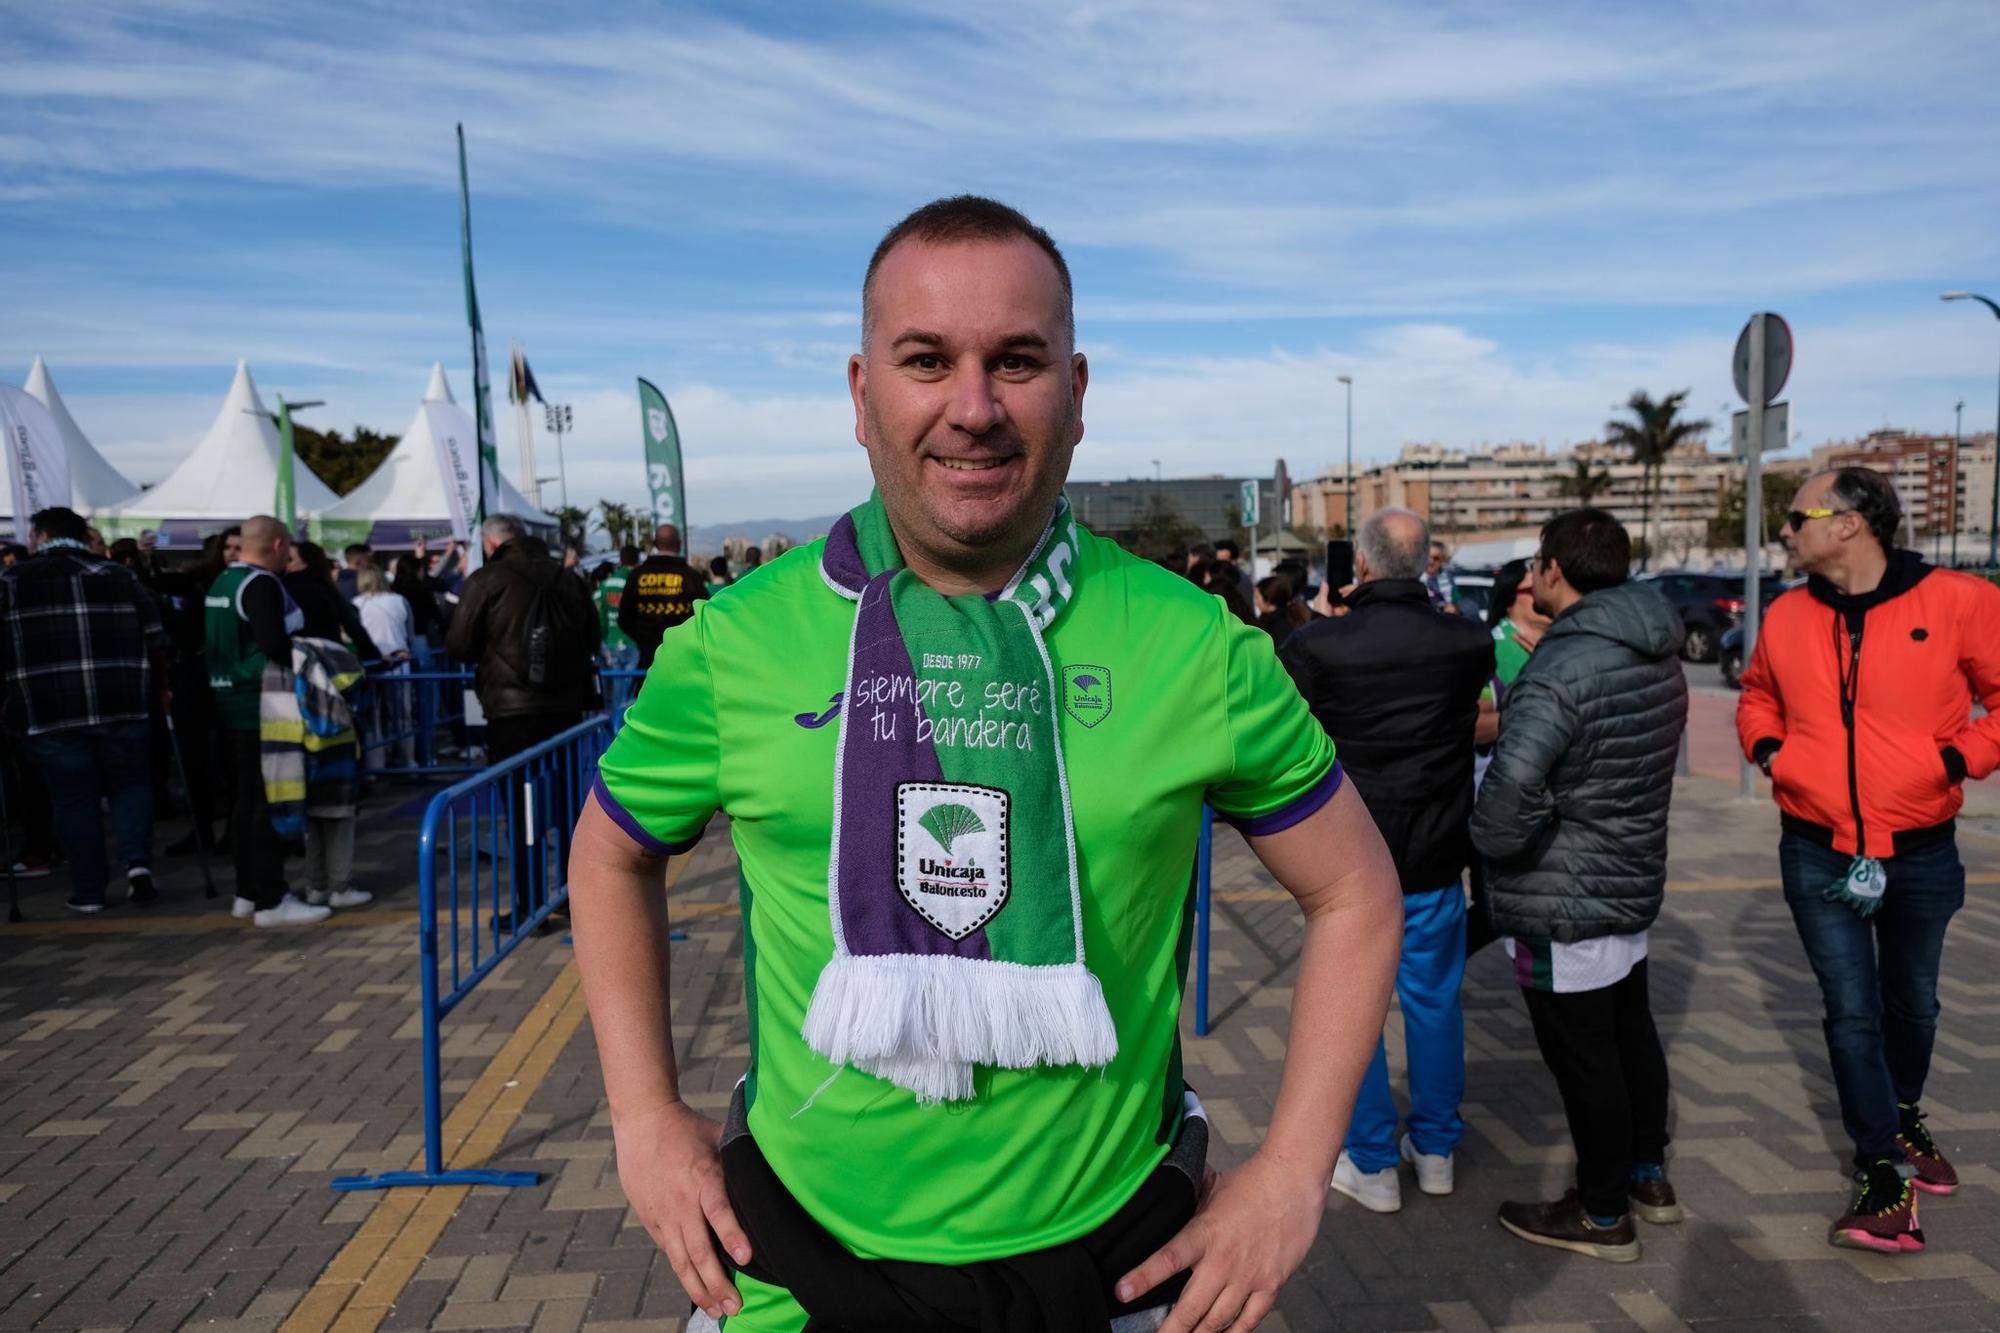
[1471, 507, 1688, 1265]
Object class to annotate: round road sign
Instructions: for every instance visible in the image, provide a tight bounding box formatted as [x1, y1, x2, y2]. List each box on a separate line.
[1733, 313, 1792, 406]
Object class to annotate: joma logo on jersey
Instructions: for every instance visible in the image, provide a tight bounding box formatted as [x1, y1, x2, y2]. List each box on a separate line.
[1062, 664, 1112, 728]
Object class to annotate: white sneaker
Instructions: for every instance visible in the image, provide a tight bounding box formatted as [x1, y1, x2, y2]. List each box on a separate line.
[1330, 1151, 1402, 1213]
[305, 889, 330, 907]
[232, 896, 257, 919]
[1401, 1133, 1455, 1196]
[326, 889, 373, 909]
[254, 895, 332, 928]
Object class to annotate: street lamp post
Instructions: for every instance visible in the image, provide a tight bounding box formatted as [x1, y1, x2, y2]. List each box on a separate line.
[1337, 375, 1354, 536]
[1953, 399, 1964, 568]
[543, 403, 573, 512]
[1941, 293, 2000, 565]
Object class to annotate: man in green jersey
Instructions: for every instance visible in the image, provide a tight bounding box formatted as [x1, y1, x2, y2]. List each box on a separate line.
[570, 197, 1402, 1331]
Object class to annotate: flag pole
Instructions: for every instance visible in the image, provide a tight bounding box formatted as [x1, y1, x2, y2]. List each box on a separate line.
[457, 123, 499, 566]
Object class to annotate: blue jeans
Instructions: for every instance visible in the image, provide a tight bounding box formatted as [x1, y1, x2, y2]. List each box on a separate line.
[25, 719, 154, 906]
[1779, 831, 1964, 1169]
[1346, 882, 1466, 1171]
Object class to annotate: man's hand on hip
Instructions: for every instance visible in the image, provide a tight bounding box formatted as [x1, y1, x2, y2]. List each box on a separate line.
[1116, 1150, 1324, 1331]
[613, 1098, 750, 1322]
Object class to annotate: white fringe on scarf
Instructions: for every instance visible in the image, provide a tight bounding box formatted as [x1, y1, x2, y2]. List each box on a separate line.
[803, 954, 1119, 1105]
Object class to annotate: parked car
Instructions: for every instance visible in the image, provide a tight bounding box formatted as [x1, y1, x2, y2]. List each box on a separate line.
[1720, 624, 1746, 688]
[1450, 570, 1495, 620]
[1639, 571, 1787, 663]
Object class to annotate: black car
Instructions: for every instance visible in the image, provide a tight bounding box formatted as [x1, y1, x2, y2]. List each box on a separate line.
[1721, 624, 1747, 688]
[1639, 572, 1787, 663]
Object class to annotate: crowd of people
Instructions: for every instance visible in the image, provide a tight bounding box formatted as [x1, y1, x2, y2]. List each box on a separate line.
[5, 193, 1998, 1330]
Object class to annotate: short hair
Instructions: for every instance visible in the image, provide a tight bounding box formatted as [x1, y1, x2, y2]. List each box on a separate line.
[1358, 507, 1429, 580]
[29, 506, 89, 544]
[619, 545, 641, 567]
[1539, 507, 1630, 594]
[862, 195, 1074, 349]
[240, 515, 287, 555]
[1213, 538, 1240, 559]
[1821, 466, 1902, 549]
[708, 554, 730, 578]
[355, 565, 388, 595]
[344, 543, 372, 561]
[1487, 557, 1531, 628]
[481, 513, 525, 544]
[653, 523, 682, 554]
[109, 537, 141, 564]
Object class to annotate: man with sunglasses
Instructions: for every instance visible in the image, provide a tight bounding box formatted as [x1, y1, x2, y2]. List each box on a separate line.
[1739, 466, 2000, 1254]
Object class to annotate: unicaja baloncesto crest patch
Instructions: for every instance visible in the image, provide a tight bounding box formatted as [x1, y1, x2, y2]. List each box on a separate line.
[1062, 664, 1112, 728]
[896, 783, 1011, 941]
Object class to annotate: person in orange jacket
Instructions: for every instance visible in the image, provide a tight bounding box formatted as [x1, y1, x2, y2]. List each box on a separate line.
[1738, 465, 2000, 1256]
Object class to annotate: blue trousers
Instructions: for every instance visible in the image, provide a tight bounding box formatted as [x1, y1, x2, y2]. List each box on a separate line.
[1346, 882, 1466, 1171]
[1780, 832, 1964, 1169]
[25, 719, 154, 906]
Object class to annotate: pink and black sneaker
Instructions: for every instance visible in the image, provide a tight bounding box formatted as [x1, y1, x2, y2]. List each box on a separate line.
[1896, 1103, 1958, 1196]
[1829, 1160, 1924, 1254]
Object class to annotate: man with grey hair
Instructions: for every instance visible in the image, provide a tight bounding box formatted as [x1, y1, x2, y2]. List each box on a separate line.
[448, 513, 599, 929]
[1281, 506, 1494, 1213]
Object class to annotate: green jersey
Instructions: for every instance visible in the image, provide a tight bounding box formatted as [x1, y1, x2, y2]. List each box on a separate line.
[596, 567, 633, 655]
[1492, 619, 1532, 689]
[595, 526, 1337, 1275]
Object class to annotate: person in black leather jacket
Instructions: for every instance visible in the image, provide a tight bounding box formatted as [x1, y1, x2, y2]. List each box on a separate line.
[284, 541, 380, 662]
[446, 514, 600, 929]
[1280, 507, 1493, 1214]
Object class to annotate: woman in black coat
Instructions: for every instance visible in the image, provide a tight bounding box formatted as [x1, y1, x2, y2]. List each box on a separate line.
[285, 541, 382, 662]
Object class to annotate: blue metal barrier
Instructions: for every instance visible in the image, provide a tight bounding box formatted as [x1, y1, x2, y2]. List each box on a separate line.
[331, 715, 614, 1192]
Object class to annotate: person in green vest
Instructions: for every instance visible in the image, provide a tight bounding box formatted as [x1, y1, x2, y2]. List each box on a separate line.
[204, 514, 329, 929]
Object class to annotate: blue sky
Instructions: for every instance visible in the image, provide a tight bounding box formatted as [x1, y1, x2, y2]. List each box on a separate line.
[5, 0, 1999, 525]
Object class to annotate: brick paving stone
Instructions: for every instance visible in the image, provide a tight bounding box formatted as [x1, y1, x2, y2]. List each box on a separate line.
[8, 763, 2000, 1330]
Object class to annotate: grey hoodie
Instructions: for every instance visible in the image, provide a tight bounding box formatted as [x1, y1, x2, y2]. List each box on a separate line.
[1471, 579, 1689, 944]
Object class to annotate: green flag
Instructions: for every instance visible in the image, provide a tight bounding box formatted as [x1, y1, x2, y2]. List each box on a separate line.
[274, 394, 298, 532]
[457, 124, 500, 532]
[637, 377, 687, 530]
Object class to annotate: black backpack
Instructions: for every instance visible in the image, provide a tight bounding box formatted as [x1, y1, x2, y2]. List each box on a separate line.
[518, 568, 588, 689]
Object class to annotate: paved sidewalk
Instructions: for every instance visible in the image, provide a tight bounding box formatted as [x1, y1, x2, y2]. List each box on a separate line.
[3, 772, 1997, 1332]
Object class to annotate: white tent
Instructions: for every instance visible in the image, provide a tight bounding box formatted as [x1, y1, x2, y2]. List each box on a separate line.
[21, 357, 141, 513]
[99, 360, 340, 541]
[315, 364, 556, 547]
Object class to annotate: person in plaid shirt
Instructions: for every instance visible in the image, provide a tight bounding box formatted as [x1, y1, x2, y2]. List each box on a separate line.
[0, 506, 170, 912]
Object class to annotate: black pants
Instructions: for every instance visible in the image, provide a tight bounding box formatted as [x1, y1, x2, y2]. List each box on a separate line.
[168, 660, 221, 841]
[231, 730, 289, 910]
[485, 710, 580, 920]
[1523, 959, 1670, 1219]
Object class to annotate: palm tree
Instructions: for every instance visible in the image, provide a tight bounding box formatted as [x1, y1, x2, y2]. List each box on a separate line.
[552, 505, 590, 555]
[1603, 390, 1711, 571]
[1554, 456, 1614, 504]
[596, 500, 642, 551]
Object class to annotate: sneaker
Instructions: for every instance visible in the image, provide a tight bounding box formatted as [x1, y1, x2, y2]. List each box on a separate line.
[127, 871, 158, 905]
[1896, 1104, 1958, 1196]
[1830, 1160, 1924, 1254]
[1498, 1191, 1640, 1263]
[1400, 1133, 1454, 1196]
[1629, 1165, 1685, 1224]
[253, 895, 332, 928]
[64, 899, 106, 915]
[1330, 1151, 1402, 1213]
[11, 855, 53, 879]
[231, 895, 257, 919]
[305, 889, 330, 907]
[326, 889, 373, 909]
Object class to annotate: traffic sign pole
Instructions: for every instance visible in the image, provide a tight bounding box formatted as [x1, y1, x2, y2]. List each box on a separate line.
[1742, 314, 1768, 799]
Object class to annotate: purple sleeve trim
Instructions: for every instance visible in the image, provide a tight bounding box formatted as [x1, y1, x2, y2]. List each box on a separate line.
[1219, 762, 1345, 838]
[590, 775, 700, 858]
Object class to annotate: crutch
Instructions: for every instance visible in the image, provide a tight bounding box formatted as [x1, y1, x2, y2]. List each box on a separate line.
[164, 713, 219, 899]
